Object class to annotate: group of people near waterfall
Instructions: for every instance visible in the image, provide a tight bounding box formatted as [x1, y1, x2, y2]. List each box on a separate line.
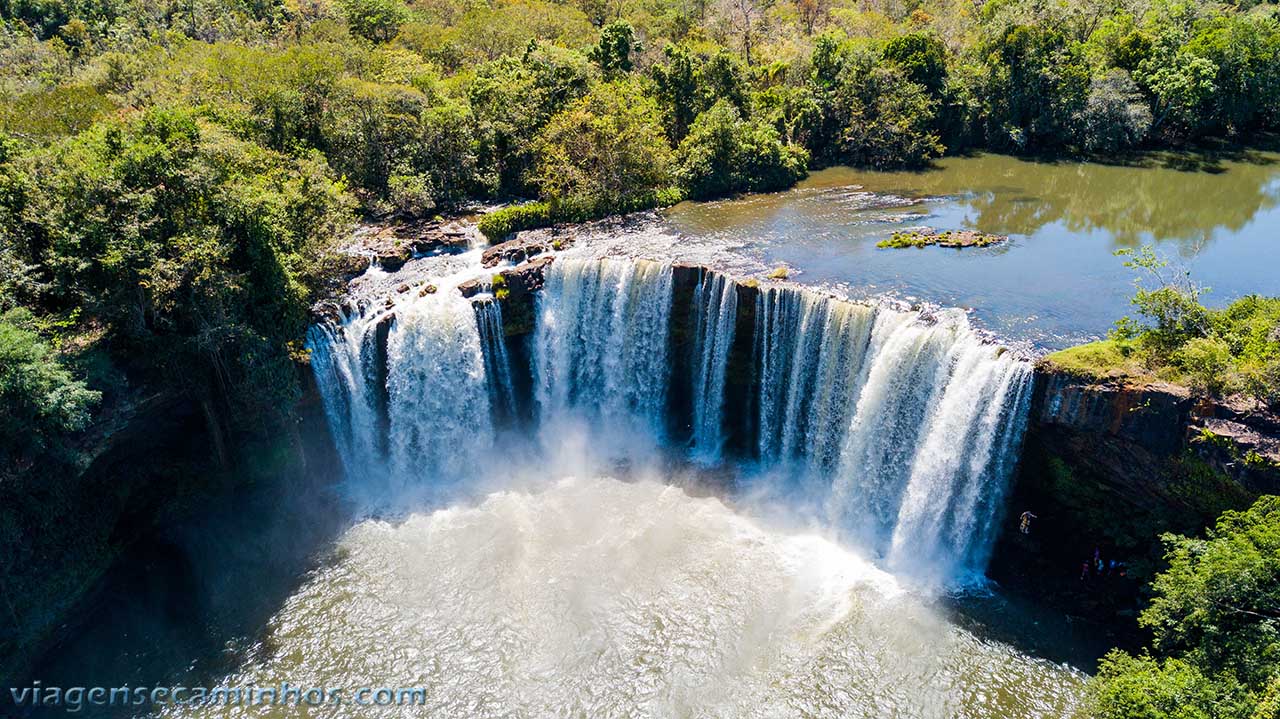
[1017, 511, 1129, 582]
[1080, 548, 1127, 580]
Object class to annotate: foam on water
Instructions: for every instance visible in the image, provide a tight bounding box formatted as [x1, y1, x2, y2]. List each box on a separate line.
[163, 478, 1083, 719]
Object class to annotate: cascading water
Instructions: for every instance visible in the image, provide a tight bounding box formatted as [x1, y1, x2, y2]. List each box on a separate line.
[689, 271, 738, 459]
[747, 285, 1032, 581]
[531, 258, 674, 446]
[306, 307, 389, 487]
[307, 284, 498, 503]
[259, 254, 1087, 719]
[308, 256, 1032, 582]
[475, 298, 517, 424]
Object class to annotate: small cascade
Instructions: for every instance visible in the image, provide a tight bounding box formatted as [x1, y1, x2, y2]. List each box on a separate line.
[749, 286, 1032, 580]
[753, 286, 876, 469]
[475, 298, 517, 424]
[886, 349, 1033, 577]
[531, 258, 674, 444]
[307, 287, 499, 503]
[384, 289, 495, 492]
[689, 271, 738, 459]
[306, 308, 391, 487]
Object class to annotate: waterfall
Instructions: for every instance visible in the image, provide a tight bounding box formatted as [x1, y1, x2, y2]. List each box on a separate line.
[306, 307, 390, 487]
[690, 271, 738, 459]
[749, 286, 1032, 580]
[754, 286, 876, 470]
[475, 298, 517, 424]
[307, 289, 498, 503]
[308, 256, 1032, 582]
[531, 258, 674, 446]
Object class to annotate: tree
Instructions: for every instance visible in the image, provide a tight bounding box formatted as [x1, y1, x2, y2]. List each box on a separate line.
[675, 99, 807, 198]
[22, 108, 353, 425]
[534, 80, 674, 206]
[1077, 69, 1152, 153]
[589, 21, 638, 78]
[1088, 495, 1280, 719]
[651, 41, 749, 143]
[1143, 496, 1280, 688]
[339, 0, 408, 42]
[832, 54, 943, 168]
[1089, 652, 1250, 719]
[0, 310, 100, 478]
[794, 0, 827, 35]
[882, 33, 947, 97]
[1112, 246, 1211, 360]
[976, 24, 1090, 149]
[470, 45, 592, 194]
[712, 0, 774, 66]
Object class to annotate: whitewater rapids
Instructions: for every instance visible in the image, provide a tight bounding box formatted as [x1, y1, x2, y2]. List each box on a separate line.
[171, 477, 1083, 719]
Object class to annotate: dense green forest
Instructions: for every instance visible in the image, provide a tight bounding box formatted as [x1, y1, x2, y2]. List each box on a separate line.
[3, 0, 1280, 710]
[1089, 495, 1280, 719]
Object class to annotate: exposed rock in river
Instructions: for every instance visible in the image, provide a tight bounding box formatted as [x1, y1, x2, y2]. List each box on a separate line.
[877, 230, 1008, 249]
[481, 237, 551, 269]
[497, 256, 554, 298]
[358, 219, 476, 270]
[457, 278, 486, 299]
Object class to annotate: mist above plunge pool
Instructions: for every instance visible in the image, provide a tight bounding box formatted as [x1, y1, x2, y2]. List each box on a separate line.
[160, 477, 1085, 719]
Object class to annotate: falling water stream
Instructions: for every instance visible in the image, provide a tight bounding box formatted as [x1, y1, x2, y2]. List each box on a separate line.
[165, 254, 1086, 717]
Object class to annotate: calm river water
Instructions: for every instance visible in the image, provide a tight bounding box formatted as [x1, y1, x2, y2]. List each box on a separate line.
[665, 151, 1280, 348]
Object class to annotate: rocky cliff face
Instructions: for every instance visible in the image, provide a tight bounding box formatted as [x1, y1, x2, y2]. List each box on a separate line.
[988, 362, 1280, 640]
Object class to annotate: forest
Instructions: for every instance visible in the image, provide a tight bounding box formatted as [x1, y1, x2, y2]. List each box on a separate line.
[2, 0, 1280, 715]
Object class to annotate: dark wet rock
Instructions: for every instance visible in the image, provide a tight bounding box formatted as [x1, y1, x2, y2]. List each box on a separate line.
[990, 366, 1279, 633]
[481, 237, 551, 269]
[496, 256, 554, 298]
[457, 278, 487, 299]
[1029, 368, 1194, 456]
[396, 283, 411, 294]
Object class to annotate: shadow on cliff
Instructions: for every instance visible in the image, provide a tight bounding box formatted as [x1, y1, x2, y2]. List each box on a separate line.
[14, 408, 351, 719]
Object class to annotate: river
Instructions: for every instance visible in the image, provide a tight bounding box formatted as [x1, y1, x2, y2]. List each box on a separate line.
[665, 151, 1280, 348]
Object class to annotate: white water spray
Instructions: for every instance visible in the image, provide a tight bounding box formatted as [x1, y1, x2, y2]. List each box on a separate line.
[531, 258, 674, 446]
[690, 270, 738, 459]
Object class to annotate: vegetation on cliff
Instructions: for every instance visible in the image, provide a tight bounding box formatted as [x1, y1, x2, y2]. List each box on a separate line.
[1087, 495, 1280, 719]
[0, 108, 355, 483]
[3, 0, 1280, 689]
[1047, 247, 1280, 410]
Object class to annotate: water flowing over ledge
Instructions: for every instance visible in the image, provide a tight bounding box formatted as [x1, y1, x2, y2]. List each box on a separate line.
[307, 256, 1033, 585]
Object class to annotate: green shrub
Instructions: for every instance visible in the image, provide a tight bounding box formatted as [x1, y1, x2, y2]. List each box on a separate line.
[478, 202, 553, 241]
[1086, 496, 1280, 719]
[1177, 336, 1233, 396]
[478, 187, 687, 242]
[0, 310, 100, 478]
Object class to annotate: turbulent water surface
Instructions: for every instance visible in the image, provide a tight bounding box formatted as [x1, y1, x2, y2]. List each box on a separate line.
[171, 478, 1083, 718]
[39, 163, 1174, 716]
